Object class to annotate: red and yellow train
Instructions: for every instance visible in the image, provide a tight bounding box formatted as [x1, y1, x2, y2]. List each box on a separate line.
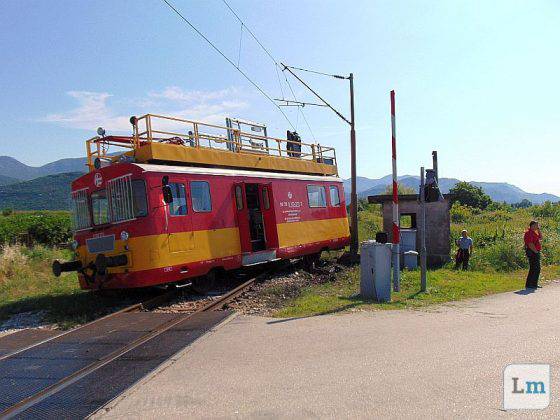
[53, 114, 350, 291]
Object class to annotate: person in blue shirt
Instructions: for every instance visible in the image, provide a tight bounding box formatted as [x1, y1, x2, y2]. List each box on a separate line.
[455, 230, 473, 270]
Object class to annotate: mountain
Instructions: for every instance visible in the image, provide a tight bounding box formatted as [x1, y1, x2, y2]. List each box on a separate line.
[343, 175, 411, 194]
[0, 155, 558, 209]
[0, 174, 20, 186]
[0, 156, 88, 181]
[0, 172, 82, 210]
[348, 175, 560, 205]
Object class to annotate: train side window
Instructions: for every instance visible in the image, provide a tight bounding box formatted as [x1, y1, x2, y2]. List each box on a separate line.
[191, 181, 212, 212]
[307, 185, 326, 208]
[329, 185, 340, 207]
[235, 185, 244, 210]
[262, 187, 270, 210]
[168, 183, 187, 216]
[132, 180, 148, 217]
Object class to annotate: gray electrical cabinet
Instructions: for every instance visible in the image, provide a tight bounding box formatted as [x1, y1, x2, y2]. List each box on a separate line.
[360, 241, 392, 302]
[404, 250, 419, 269]
[400, 229, 417, 253]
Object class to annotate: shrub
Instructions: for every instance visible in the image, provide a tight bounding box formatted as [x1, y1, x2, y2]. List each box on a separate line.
[1, 208, 13, 217]
[0, 244, 28, 282]
[450, 203, 473, 223]
[0, 211, 72, 246]
[532, 201, 560, 219]
[449, 182, 492, 210]
[487, 202, 512, 212]
[483, 210, 512, 222]
[471, 239, 527, 272]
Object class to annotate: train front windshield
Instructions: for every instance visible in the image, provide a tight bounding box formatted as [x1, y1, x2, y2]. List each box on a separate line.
[71, 179, 148, 230]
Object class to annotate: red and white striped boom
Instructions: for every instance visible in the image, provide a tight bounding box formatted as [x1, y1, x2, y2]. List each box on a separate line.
[390, 90, 400, 291]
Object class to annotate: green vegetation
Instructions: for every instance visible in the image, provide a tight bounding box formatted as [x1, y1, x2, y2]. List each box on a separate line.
[450, 181, 492, 209]
[274, 265, 560, 318]
[0, 244, 149, 329]
[275, 200, 560, 317]
[383, 183, 415, 195]
[356, 199, 383, 242]
[0, 211, 72, 246]
[451, 202, 560, 271]
[0, 196, 558, 327]
[0, 172, 81, 211]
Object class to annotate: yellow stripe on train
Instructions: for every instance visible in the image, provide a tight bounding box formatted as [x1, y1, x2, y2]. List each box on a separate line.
[77, 218, 349, 273]
[277, 217, 350, 248]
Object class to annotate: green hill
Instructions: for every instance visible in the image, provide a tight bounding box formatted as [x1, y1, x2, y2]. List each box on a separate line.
[0, 174, 20, 186]
[0, 172, 82, 210]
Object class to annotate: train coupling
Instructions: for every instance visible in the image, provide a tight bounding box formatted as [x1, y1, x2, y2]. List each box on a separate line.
[52, 260, 82, 277]
[52, 254, 128, 277]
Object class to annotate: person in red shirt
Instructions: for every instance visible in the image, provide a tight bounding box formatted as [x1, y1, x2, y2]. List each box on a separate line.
[524, 220, 543, 289]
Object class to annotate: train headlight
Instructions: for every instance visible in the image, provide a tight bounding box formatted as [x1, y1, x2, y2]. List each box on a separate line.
[120, 231, 130, 241]
[71, 240, 79, 251]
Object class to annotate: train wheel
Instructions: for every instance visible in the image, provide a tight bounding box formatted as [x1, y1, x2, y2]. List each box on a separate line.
[191, 270, 217, 295]
[303, 252, 321, 272]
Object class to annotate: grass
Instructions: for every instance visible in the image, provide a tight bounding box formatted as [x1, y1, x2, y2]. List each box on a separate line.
[0, 244, 141, 329]
[273, 265, 560, 318]
[273, 201, 560, 318]
[0, 202, 558, 327]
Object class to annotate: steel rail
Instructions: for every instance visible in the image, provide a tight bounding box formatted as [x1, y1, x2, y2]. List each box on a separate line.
[0, 288, 178, 362]
[0, 270, 270, 419]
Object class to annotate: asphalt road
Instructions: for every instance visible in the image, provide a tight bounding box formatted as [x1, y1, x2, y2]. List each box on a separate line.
[97, 282, 560, 419]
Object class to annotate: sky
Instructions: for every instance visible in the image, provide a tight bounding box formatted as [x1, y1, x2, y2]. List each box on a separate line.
[1, 0, 559, 195]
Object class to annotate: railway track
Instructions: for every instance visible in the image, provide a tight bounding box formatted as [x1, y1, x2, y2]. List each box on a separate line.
[0, 268, 272, 419]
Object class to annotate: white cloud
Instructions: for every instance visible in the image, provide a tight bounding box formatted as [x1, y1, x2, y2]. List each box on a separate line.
[149, 86, 239, 103]
[41, 87, 249, 132]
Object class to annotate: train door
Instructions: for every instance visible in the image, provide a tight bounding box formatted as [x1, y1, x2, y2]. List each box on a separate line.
[258, 183, 279, 249]
[234, 182, 252, 253]
[166, 180, 194, 252]
[245, 183, 266, 252]
[234, 182, 279, 264]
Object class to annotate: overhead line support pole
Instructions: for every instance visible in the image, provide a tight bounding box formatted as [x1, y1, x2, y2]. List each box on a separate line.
[281, 63, 359, 257]
[349, 73, 359, 256]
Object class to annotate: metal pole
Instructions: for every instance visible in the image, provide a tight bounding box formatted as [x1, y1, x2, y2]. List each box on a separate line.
[432, 151, 438, 182]
[349, 74, 359, 256]
[420, 167, 427, 292]
[280, 64, 357, 257]
[390, 90, 400, 291]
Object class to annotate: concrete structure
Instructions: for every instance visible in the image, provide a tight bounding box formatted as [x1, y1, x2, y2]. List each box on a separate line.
[368, 194, 452, 267]
[95, 283, 560, 418]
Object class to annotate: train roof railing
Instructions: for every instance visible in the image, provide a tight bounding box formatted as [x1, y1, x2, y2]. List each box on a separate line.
[86, 114, 338, 176]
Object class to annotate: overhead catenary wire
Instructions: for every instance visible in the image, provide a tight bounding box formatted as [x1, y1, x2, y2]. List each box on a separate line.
[221, 0, 278, 65]
[283, 64, 348, 80]
[282, 63, 351, 126]
[237, 22, 243, 68]
[281, 69, 316, 141]
[220, 0, 316, 140]
[160, 0, 295, 130]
